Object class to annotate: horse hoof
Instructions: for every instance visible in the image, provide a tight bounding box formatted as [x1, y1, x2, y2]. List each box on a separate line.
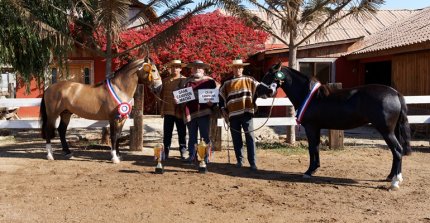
[303, 174, 312, 179]
[46, 154, 54, 160]
[64, 153, 73, 159]
[389, 185, 400, 191]
[112, 157, 121, 164]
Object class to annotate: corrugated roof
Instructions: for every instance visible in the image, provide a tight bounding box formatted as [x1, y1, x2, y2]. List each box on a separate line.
[350, 7, 430, 55]
[250, 9, 418, 48]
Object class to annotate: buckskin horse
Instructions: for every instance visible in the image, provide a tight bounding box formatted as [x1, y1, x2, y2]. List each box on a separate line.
[40, 57, 161, 163]
[261, 63, 412, 190]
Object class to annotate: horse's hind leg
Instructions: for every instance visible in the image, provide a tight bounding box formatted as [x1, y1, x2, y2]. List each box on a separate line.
[381, 132, 404, 190]
[303, 126, 321, 178]
[44, 119, 57, 160]
[58, 111, 73, 159]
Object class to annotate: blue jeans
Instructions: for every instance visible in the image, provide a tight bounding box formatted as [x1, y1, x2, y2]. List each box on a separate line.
[229, 114, 256, 166]
[186, 115, 211, 161]
[163, 115, 187, 157]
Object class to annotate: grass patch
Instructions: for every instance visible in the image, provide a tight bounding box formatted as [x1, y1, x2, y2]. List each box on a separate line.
[257, 141, 308, 156]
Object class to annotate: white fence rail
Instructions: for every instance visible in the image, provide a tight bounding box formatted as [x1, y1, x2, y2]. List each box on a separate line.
[0, 96, 429, 129]
[217, 96, 430, 127]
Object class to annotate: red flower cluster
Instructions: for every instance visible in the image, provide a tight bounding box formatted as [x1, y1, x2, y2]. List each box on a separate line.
[113, 10, 268, 81]
[74, 11, 268, 114]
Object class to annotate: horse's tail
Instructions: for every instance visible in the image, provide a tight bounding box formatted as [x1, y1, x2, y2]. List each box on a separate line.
[40, 96, 48, 140]
[396, 93, 412, 156]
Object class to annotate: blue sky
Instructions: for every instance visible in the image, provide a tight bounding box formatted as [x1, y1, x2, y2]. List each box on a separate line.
[150, 1, 429, 15]
[378, 0, 429, 9]
[181, 0, 429, 12]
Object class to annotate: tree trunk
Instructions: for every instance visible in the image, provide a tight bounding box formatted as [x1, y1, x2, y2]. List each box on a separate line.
[102, 28, 113, 145]
[130, 84, 144, 151]
[286, 38, 297, 145]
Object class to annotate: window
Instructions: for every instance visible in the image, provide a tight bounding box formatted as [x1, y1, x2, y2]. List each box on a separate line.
[298, 58, 336, 84]
[84, 68, 90, 84]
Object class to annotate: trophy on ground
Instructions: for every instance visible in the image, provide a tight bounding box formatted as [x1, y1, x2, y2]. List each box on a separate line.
[153, 143, 164, 174]
[196, 139, 211, 173]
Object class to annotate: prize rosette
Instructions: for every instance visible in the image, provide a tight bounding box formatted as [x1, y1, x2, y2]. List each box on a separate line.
[118, 102, 132, 117]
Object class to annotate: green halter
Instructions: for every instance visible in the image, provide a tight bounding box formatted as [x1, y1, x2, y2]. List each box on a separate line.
[275, 71, 285, 80]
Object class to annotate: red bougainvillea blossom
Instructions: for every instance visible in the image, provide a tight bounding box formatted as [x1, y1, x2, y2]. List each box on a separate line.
[114, 10, 268, 80]
[95, 10, 268, 113]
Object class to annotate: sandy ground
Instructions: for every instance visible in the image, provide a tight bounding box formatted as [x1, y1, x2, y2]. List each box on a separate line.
[0, 123, 429, 223]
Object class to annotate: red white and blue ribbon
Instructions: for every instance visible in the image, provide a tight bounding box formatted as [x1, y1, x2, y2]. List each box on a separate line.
[296, 82, 321, 124]
[106, 79, 132, 118]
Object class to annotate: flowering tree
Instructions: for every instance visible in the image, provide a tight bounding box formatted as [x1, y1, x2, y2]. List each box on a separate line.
[106, 10, 268, 113]
[113, 10, 268, 81]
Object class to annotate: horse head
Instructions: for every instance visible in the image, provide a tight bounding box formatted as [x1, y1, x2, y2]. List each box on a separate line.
[137, 56, 162, 89]
[261, 62, 292, 92]
[261, 63, 312, 108]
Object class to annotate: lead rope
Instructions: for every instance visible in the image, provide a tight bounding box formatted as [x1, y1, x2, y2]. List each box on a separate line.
[223, 96, 277, 134]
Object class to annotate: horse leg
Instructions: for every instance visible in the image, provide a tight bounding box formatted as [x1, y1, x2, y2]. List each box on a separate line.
[381, 132, 403, 190]
[44, 119, 58, 161]
[109, 119, 125, 164]
[303, 126, 321, 178]
[58, 111, 73, 159]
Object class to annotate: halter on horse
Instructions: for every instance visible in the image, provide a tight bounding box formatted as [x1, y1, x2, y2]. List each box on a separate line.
[40, 57, 161, 163]
[261, 62, 412, 190]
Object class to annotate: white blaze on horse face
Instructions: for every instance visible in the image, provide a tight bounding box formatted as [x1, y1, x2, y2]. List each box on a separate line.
[46, 143, 54, 160]
[111, 150, 120, 164]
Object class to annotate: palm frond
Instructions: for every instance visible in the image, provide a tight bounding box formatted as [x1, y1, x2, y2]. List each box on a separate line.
[96, 0, 131, 41]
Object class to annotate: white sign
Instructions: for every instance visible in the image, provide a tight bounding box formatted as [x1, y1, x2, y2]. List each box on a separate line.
[173, 87, 195, 104]
[198, 89, 219, 103]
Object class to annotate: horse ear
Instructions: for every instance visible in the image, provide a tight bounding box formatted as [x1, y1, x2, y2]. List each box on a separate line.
[269, 62, 282, 73]
[273, 62, 281, 71]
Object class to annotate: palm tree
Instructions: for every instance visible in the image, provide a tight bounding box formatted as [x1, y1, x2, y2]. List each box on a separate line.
[214, 0, 385, 69]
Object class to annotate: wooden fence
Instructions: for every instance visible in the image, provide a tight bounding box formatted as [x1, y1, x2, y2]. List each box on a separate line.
[0, 96, 429, 129]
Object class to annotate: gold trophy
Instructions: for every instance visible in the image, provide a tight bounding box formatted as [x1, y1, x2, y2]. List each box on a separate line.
[196, 139, 210, 173]
[153, 143, 164, 174]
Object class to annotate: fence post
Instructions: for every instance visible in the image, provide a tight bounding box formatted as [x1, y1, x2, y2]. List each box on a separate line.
[286, 106, 296, 144]
[328, 83, 344, 149]
[130, 84, 144, 151]
[210, 107, 222, 151]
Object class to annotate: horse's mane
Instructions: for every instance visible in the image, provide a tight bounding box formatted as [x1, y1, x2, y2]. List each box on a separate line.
[114, 58, 146, 76]
[283, 66, 340, 98]
[92, 58, 147, 87]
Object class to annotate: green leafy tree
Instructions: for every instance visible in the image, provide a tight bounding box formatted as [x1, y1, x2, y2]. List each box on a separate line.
[0, 0, 214, 86]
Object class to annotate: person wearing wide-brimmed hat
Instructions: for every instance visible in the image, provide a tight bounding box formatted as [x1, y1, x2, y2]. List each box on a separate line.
[219, 59, 276, 172]
[180, 60, 217, 164]
[157, 59, 188, 160]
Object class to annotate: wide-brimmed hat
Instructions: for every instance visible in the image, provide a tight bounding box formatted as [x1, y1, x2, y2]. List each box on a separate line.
[165, 59, 186, 67]
[227, 59, 250, 67]
[186, 60, 210, 68]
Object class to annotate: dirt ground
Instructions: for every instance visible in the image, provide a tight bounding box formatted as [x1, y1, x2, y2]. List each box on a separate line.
[0, 128, 429, 223]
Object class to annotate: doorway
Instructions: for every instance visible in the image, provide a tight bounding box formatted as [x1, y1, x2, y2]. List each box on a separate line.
[364, 61, 391, 86]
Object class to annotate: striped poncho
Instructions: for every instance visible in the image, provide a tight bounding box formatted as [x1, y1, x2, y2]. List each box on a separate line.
[219, 76, 260, 118]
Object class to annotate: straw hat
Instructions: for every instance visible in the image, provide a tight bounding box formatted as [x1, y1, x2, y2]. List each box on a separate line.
[228, 59, 250, 67]
[186, 60, 210, 68]
[165, 59, 186, 67]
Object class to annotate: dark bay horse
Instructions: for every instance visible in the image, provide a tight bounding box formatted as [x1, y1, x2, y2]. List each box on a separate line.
[40, 58, 161, 163]
[261, 63, 412, 190]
